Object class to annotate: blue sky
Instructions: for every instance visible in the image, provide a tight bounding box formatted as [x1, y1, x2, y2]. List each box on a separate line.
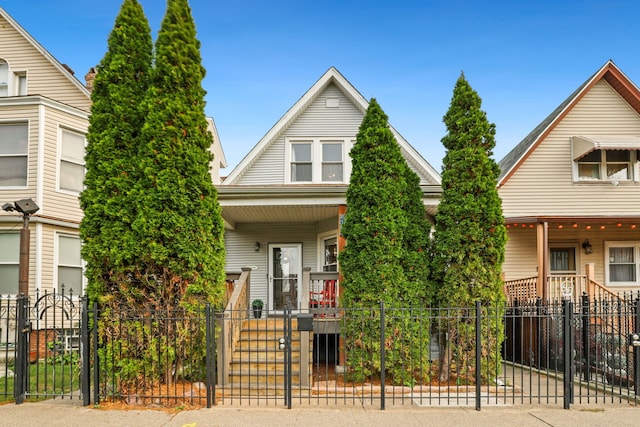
[4, 1, 640, 173]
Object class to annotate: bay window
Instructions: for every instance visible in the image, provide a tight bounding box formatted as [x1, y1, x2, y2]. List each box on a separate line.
[0, 122, 28, 186]
[59, 128, 85, 193]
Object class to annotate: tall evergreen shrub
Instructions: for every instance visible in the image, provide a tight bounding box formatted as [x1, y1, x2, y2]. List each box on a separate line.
[340, 99, 430, 384]
[80, 0, 152, 305]
[430, 74, 507, 383]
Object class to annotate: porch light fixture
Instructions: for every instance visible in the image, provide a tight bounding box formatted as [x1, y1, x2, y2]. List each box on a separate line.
[582, 239, 593, 254]
[254, 242, 261, 252]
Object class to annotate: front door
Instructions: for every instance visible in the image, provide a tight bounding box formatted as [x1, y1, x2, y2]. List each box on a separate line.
[268, 243, 302, 311]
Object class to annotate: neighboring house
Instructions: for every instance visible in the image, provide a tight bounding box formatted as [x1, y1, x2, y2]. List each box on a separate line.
[0, 8, 226, 297]
[0, 7, 92, 297]
[499, 60, 640, 301]
[207, 117, 227, 185]
[218, 67, 441, 313]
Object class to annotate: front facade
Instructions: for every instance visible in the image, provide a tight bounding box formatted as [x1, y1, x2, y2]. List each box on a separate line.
[219, 67, 441, 312]
[0, 7, 91, 297]
[499, 61, 640, 300]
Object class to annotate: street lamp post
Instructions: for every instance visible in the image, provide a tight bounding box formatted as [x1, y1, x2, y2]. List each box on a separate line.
[2, 198, 39, 296]
[2, 198, 39, 404]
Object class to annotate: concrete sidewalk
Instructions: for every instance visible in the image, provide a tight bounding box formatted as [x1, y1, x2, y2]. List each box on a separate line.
[0, 400, 639, 427]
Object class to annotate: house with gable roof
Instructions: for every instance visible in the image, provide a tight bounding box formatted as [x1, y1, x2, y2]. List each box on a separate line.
[0, 7, 92, 297]
[499, 60, 640, 301]
[218, 67, 441, 314]
[0, 8, 228, 300]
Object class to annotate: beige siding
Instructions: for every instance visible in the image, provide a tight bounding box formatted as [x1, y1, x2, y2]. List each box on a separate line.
[503, 225, 640, 294]
[237, 84, 363, 185]
[39, 106, 87, 223]
[0, 104, 39, 200]
[500, 80, 640, 217]
[0, 15, 90, 111]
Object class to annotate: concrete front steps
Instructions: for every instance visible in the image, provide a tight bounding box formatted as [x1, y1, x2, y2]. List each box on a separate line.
[227, 318, 313, 391]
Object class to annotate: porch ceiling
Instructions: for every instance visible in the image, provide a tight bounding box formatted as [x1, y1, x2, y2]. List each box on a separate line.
[505, 216, 640, 231]
[222, 205, 338, 226]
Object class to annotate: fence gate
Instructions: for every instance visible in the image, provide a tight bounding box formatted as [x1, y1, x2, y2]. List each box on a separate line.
[0, 291, 87, 403]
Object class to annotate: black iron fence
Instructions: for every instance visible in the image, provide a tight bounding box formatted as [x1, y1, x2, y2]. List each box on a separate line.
[2, 292, 640, 409]
[0, 290, 85, 403]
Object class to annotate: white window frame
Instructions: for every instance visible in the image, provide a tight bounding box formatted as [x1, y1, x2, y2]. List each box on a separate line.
[0, 58, 27, 97]
[604, 241, 640, 287]
[0, 121, 29, 188]
[574, 149, 638, 183]
[317, 230, 339, 272]
[55, 233, 84, 296]
[0, 232, 20, 295]
[285, 137, 353, 184]
[0, 59, 8, 96]
[13, 70, 27, 96]
[57, 126, 86, 194]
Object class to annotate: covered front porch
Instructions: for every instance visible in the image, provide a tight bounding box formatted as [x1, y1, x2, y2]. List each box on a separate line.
[503, 217, 640, 303]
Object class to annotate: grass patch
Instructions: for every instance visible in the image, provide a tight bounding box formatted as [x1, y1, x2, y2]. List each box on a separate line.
[0, 359, 80, 403]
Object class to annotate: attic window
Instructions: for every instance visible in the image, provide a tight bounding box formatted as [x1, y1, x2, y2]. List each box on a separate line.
[285, 137, 353, 183]
[576, 150, 633, 182]
[326, 98, 340, 108]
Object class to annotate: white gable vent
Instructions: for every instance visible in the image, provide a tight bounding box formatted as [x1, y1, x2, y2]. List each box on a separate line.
[326, 97, 340, 108]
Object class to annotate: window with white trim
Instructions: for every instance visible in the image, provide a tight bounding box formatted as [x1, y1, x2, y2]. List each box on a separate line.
[0, 59, 27, 97]
[322, 236, 338, 272]
[0, 233, 19, 295]
[59, 128, 85, 193]
[57, 234, 83, 295]
[0, 60, 8, 96]
[576, 150, 635, 182]
[286, 138, 352, 183]
[0, 122, 28, 186]
[291, 142, 312, 182]
[605, 242, 640, 286]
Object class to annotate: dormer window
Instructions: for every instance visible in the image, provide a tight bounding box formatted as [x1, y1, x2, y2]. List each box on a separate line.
[577, 150, 632, 181]
[0, 60, 8, 96]
[285, 138, 353, 183]
[572, 136, 640, 182]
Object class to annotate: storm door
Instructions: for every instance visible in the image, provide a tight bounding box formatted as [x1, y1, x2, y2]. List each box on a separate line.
[268, 243, 302, 311]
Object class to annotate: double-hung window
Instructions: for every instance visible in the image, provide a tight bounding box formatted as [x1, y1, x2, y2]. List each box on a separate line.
[57, 234, 83, 295]
[0, 233, 19, 295]
[576, 150, 634, 182]
[605, 242, 640, 286]
[59, 128, 85, 193]
[549, 246, 577, 275]
[0, 122, 28, 187]
[286, 138, 351, 183]
[291, 142, 312, 182]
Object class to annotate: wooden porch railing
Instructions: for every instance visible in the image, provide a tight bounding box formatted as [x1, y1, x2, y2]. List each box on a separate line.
[504, 274, 623, 304]
[218, 267, 251, 386]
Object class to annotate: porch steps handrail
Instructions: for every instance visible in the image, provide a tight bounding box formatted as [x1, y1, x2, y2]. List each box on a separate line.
[219, 268, 251, 385]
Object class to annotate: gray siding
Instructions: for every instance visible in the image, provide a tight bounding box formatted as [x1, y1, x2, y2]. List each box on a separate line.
[237, 84, 363, 185]
[225, 223, 320, 306]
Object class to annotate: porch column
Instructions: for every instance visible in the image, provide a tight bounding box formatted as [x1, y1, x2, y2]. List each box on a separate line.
[536, 222, 548, 299]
